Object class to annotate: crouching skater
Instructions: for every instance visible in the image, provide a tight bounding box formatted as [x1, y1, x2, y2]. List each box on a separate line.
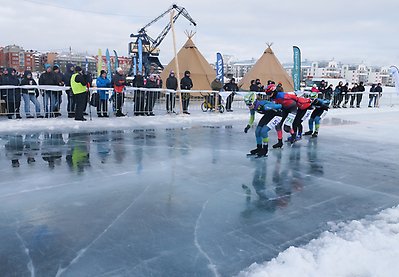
[289, 95, 313, 143]
[243, 92, 283, 158]
[265, 84, 298, 148]
[303, 92, 330, 138]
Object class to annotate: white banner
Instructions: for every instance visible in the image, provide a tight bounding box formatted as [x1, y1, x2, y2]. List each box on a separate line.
[283, 112, 296, 127]
[266, 116, 282, 129]
[301, 109, 313, 121]
[390, 66, 399, 96]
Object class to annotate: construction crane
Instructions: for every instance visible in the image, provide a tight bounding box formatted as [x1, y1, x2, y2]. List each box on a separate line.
[128, 4, 196, 76]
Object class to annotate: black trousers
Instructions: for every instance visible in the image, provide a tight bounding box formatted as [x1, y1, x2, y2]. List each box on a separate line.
[166, 92, 176, 112]
[145, 91, 156, 114]
[293, 109, 307, 135]
[75, 92, 88, 119]
[66, 89, 75, 116]
[182, 93, 190, 112]
[116, 93, 124, 114]
[226, 93, 235, 110]
[134, 90, 145, 115]
[356, 94, 363, 107]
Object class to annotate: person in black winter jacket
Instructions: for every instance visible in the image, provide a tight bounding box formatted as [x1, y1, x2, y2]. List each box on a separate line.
[180, 70, 193, 114]
[2, 68, 21, 119]
[166, 70, 178, 113]
[63, 63, 75, 118]
[374, 83, 382, 107]
[133, 72, 145, 116]
[341, 82, 349, 108]
[144, 74, 159, 116]
[249, 80, 258, 92]
[39, 64, 57, 117]
[356, 81, 365, 108]
[350, 83, 358, 108]
[223, 78, 239, 112]
[53, 65, 64, 117]
[21, 70, 43, 118]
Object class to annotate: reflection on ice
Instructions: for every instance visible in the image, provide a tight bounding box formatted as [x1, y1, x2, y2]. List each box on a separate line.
[0, 122, 398, 277]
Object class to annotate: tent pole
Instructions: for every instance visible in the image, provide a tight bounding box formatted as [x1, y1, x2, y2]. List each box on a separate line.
[170, 10, 183, 114]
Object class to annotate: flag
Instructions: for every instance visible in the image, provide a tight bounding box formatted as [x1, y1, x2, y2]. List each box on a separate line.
[138, 38, 143, 74]
[390, 66, 399, 96]
[133, 57, 137, 76]
[216, 52, 224, 84]
[105, 49, 112, 81]
[292, 46, 301, 92]
[85, 57, 88, 73]
[97, 49, 102, 77]
[113, 50, 119, 72]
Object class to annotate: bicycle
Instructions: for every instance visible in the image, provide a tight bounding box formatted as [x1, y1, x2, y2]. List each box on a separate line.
[200, 92, 225, 113]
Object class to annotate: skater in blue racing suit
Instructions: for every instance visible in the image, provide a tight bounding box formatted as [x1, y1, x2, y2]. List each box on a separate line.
[244, 92, 282, 157]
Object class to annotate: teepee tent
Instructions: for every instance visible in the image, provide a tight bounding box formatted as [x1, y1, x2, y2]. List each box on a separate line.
[238, 45, 294, 92]
[160, 33, 216, 91]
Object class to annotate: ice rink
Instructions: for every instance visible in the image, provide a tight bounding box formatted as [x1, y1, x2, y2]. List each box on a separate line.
[0, 107, 398, 277]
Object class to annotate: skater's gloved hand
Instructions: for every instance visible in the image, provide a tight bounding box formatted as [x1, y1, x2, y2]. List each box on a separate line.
[244, 125, 251, 133]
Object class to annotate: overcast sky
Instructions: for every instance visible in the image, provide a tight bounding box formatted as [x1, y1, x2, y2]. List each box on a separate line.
[1, 0, 398, 67]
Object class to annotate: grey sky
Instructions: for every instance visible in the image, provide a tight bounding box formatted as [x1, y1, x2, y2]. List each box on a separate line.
[1, 0, 398, 66]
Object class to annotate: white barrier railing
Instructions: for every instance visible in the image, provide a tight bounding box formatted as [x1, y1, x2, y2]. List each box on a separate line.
[1, 85, 398, 118]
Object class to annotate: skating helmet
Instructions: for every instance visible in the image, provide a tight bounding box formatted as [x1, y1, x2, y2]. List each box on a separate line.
[244, 92, 256, 106]
[309, 92, 318, 99]
[265, 84, 276, 95]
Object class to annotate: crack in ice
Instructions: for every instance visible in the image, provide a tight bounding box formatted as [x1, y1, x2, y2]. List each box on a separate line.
[194, 199, 221, 277]
[55, 184, 151, 277]
[16, 231, 35, 277]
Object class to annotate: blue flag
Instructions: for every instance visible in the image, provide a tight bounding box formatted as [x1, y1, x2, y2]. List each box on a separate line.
[216, 52, 224, 84]
[138, 38, 143, 75]
[292, 46, 301, 92]
[133, 57, 137, 76]
[105, 48, 112, 81]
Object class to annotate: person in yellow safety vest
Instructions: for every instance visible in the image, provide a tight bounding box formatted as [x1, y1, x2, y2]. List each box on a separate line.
[70, 66, 89, 121]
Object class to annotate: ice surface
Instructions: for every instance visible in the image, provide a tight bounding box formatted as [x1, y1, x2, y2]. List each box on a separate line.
[0, 107, 398, 277]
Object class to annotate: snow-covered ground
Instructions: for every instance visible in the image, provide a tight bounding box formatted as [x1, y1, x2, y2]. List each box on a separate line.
[238, 205, 399, 277]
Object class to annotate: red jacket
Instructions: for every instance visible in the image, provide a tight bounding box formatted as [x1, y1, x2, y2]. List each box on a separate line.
[274, 92, 298, 109]
[297, 97, 312, 110]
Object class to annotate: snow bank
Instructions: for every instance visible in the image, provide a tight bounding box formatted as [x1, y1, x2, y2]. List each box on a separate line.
[238, 205, 399, 277]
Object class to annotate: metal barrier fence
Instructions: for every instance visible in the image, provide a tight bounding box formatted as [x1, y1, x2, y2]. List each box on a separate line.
[1, 85, 398, 119]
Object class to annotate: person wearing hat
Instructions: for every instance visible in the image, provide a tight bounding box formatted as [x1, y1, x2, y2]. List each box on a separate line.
[52, 64, 64, 117]
[20, 70, 43, 118]
[243, 92, 282, 157]
[144, 74, 159, 116]
[265, 84, 299, 149]
[180, 70, 193, 114]
[96, 70, 111, 117]
[166, 70, 178, 113]
[39, 64, 57, 118]
[70, 66, 89, 121]
[210, 77, 223, 110]
[133, 71, 145, 116]
[112, 67, 126, 117]
[223, 77, 239, 112]
[2, 68, 22, 119]
[63, 63, 75, 117]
